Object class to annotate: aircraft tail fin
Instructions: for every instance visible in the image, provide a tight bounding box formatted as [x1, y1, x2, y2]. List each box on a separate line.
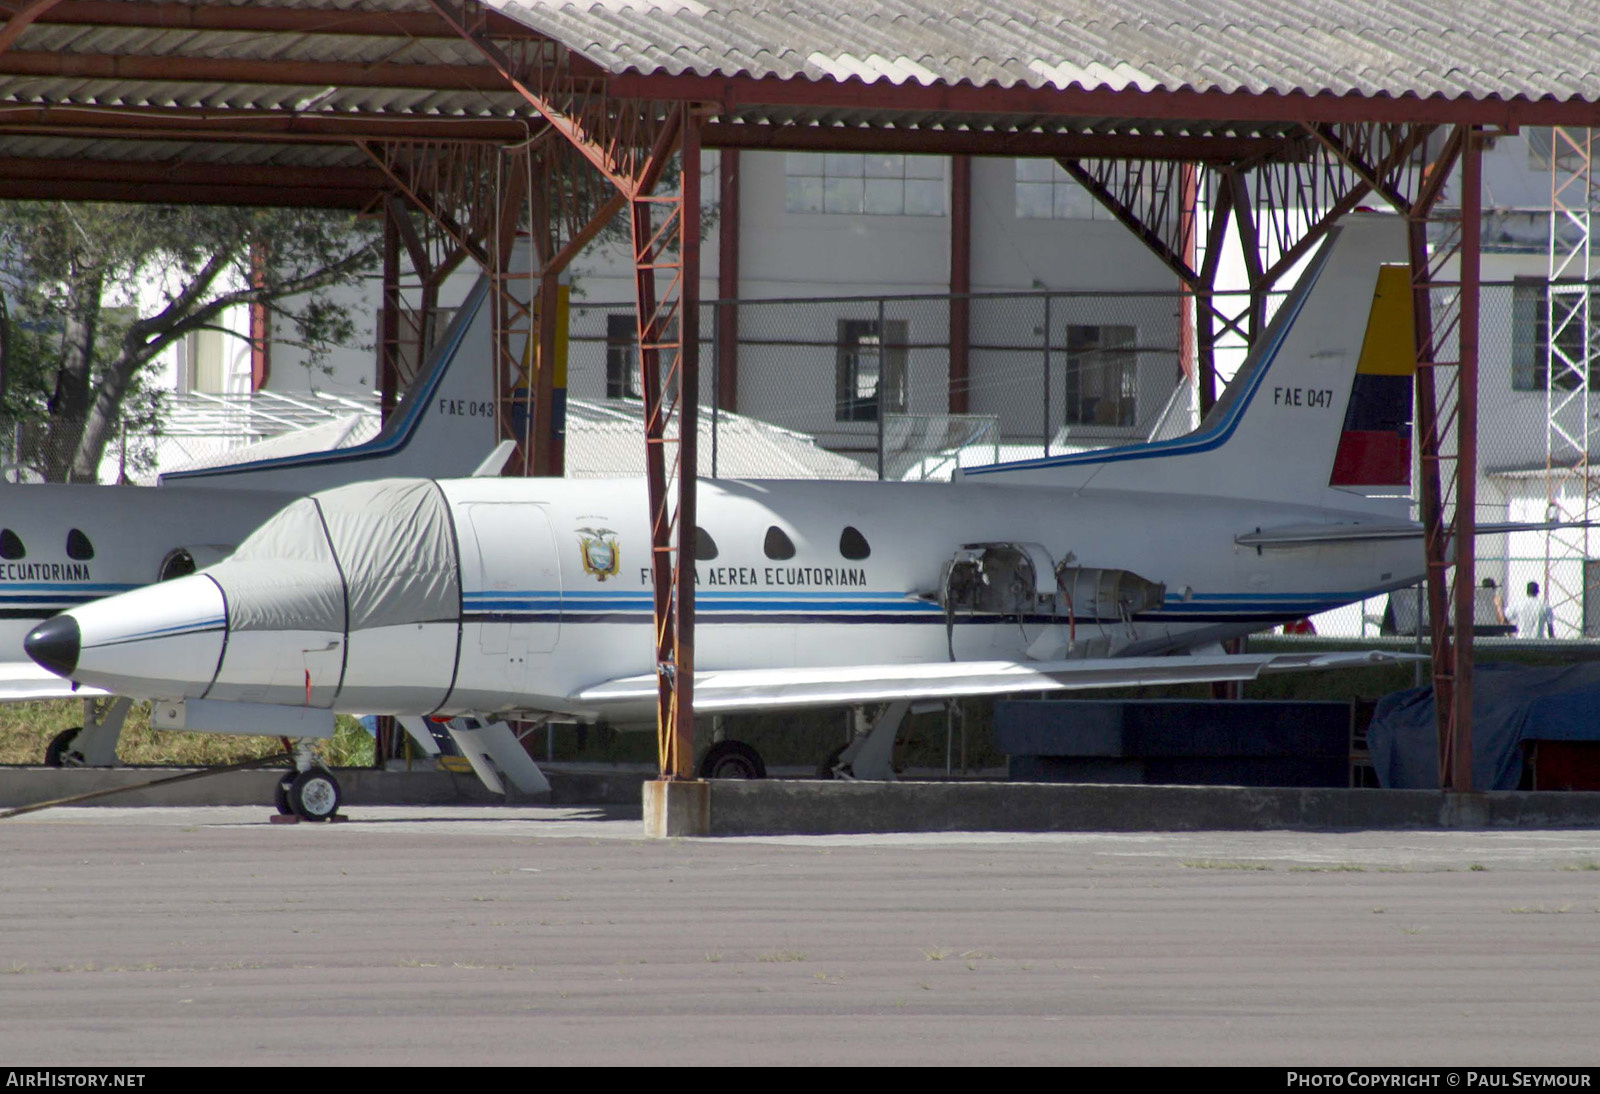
[959, 215, 1413, 510]
[159, 277, 498, 492]
[1327, 263, 1415, 488]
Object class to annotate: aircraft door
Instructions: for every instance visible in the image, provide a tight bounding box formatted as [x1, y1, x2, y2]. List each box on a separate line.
[465, 504, 561, 691]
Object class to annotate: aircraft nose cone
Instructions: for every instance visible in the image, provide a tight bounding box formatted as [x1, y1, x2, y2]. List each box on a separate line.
[25, 614, 80, 678]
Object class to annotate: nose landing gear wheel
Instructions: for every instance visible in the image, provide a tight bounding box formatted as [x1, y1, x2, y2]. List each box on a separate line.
[44, 727, 84, 768]
[285, 769, 341, 820]
[696, 740, 766, 780]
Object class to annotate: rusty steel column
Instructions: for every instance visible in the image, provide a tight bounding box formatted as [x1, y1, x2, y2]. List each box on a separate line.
[534, 271, 560, 475]
[631, 182, 674, 769]
[1450, 128, 1482, 791]
[379, 203, 402, 422]
[674, 110, 701, 781]
[1407, 125, 1468, 789]
[949, 154, 972, 415]
[1195, 175, 1233, 414]
[1177, 163, 1198, 389]
[1410, 212, 1456, 781]
[624, 106, 689, 779]
[716, 147, 739, 413]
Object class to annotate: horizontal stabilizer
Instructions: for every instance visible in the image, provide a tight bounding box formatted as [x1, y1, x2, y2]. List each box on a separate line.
[573, 650, 1421, 714]
[472, 441, 517, 478]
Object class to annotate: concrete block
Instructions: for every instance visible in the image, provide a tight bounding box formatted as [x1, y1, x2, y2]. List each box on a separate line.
[701, 779, 1600, 836]
[643, 779, 710, 837]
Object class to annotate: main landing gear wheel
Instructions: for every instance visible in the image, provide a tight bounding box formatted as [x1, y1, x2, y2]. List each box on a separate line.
[285, 769, 341, 821]
[273, 772, 297, 816]
[816, 743, 850, 780]
[44, 727, 83, 768]
[697, 740, 766, 780]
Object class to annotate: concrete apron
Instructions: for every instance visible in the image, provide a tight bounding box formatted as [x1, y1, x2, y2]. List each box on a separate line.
[4, 769, 1599, 834]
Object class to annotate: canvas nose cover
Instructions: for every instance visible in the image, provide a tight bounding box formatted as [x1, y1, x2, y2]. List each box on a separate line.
[208, 479, 460, 700]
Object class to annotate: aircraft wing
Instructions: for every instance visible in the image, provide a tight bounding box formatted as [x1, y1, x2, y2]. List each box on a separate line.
[1237, 520, 1595, 548]
[0, 662, 107, 701]
[572, 650, 1417, 714]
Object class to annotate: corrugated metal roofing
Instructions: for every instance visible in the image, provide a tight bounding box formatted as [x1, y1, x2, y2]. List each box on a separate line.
[1, 1, 530, 121]
[0, 0, 1594, 193]
[494, 0, 1600, 103]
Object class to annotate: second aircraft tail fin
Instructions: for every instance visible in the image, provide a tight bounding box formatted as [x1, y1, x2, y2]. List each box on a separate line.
[160, 277, 499, 493]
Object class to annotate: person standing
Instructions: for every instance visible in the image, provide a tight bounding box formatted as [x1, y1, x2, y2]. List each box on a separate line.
[1512, 580, 1555, 639]
[1480, 576, 1506, 626]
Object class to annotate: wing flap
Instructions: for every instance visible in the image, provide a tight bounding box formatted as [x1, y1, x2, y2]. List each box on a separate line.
[573, 651, 1416, 714]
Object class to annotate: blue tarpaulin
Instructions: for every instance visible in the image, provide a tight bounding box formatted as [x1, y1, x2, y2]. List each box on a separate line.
[1367, 662, 1600, 789]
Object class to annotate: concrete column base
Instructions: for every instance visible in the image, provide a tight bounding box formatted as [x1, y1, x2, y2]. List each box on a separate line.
[643, 779, 710, 837]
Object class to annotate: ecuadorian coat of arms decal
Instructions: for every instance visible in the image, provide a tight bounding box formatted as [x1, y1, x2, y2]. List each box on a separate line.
[576, 527, 620, 581]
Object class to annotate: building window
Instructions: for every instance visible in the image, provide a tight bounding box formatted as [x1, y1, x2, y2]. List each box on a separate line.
[1015, 160, 1111, 220]
[1512, 278, 1600, 392]
[1064, 325, 1137, 427]
[785, 153, 945, 216]
[835, 318, 908, 422]
[605, 313, 639, 400]
[1525, 127, 1593, 172]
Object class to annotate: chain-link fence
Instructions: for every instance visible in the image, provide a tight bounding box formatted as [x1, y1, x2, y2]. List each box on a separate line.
[1, 391, 379, 485]
[568, 286, 1196, 480]
[560, 280, 1600, 488]
[0, 416, 165, 485]
[1, 279, 1590, 492]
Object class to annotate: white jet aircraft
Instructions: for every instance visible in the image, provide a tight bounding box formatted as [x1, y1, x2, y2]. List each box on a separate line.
[26, 216, 1433, 817]
[2, 278, 506, 762]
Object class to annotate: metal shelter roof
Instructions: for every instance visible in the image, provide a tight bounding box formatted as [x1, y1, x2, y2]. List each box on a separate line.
[499, 0, 1600, 102]
[0, 1, 544, 205]
[0, 2, 1597, 207]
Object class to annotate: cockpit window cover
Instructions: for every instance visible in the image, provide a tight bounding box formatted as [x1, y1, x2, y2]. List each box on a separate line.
[66, 529, 94, 561]
[840, 526, 870, 560]
[218, 481, 458, 633]
[764, 526, 795, 560]
[0, 529, 22, 560]
[696, 527, 718, 561]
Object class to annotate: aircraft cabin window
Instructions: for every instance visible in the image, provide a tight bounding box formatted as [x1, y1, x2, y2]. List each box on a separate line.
[66, 529, 94, 561]
[839, 526, 871, 561]
[695, 526, 718, 561]
[763, 526, 796, 561]
[0, 529, 22, 560]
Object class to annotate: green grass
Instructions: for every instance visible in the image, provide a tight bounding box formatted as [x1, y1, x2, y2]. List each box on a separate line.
[0, 699, 373, 767]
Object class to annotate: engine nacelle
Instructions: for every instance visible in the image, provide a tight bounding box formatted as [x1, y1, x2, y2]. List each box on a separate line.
[1055, 564, 1165, 621]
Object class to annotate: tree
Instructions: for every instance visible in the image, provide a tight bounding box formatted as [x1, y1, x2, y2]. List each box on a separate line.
[0, 203, 379, 482]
